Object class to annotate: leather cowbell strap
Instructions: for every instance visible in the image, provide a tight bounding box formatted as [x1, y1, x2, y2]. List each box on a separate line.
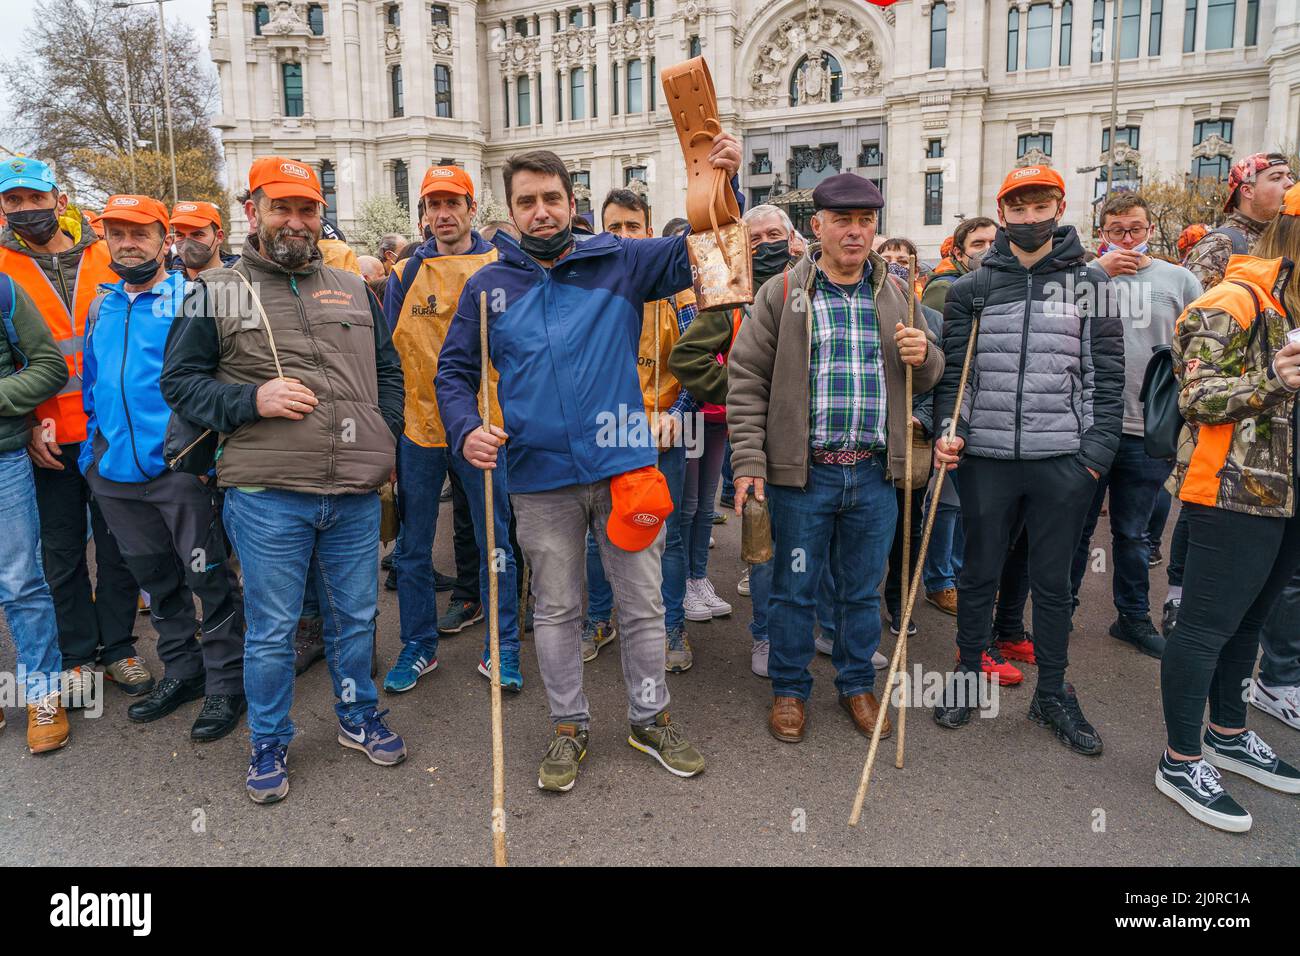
[661, 56, 741, 234]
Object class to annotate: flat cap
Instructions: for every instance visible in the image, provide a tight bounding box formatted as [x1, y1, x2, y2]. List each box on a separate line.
[812, 172, 884, 211]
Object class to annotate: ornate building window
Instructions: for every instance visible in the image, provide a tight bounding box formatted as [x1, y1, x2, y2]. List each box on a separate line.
[1191, 119, 1233, 181]
[930, 2, 947, 69]
[572, 170, 592, 215]
[390, 65, 404, 117]
[1060, 1, 1073, 65]
[1017, 132, 1053, 160]
[790, 144, 841, 190]
[627, 58, 643, 113]
[1149, 0, 1163, 55]
[1205, 0, 1235, 50]
[517, 74, 532, 125]
[751, 151, 771, 175]
[308, 3, 324, 35]
[858, 142, 882, 167]
[924, 171, 943, 226]
[320, 160, 337, 219]
[1091, 0, 1104, 62]
[1245, 0, 1258, 45]
[435, 64, 452, 117]
[1027, 3, 1052, 69]
[1183, 0, 1196, 52]
[788, 52, 842, 107]
[386, 3, 400, 28]
[393, 160, 409, 211]
[1120, 0, 1141, 58]
[570, 68, 586, 120]
[689, 34, 700, 57]
[432, 4, 449, 26]
[1008, 8, 1020, 71]
[254, 3, 269, 35]
[282, 62, 303, 116]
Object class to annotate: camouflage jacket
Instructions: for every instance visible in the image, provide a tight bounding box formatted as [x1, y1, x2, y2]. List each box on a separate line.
[1167, 256, 1298, 517]
[1182, 211, 1269, 290]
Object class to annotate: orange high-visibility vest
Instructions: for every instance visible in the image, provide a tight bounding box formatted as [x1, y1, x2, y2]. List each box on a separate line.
[0, 240, 116, 445]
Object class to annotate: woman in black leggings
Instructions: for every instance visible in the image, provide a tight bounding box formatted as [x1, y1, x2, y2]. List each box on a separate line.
[1157, 194, 1300, 832]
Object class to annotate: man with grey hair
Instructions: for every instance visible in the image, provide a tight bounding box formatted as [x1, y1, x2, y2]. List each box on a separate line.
[377, 233, 406, 276]
[357, 254, 386, 298]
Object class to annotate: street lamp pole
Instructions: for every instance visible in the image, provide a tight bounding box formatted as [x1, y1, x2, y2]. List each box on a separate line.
[1105, 0, 1122, 201]
[90, 56, 137, 192]
[113, 0, 177, 204]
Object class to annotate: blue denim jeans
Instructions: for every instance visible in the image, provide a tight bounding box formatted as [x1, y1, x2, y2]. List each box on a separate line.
[767, 457, 896, 699]
[923, 494, 965, 593]
[681, 420, 727, 579]
[749, 550, 835, 643]
[396, 437, 450, 651]
[1070, 434, 1173, 617]
[720, 437, 735, 501]
[0, 448, 62, 700]
[587, 445, 687, 631]
[449, 449, 520, 663]
[224, 488, 381, 747]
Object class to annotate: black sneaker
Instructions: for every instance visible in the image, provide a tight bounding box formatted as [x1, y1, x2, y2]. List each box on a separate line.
[1161, 597, 1180, 637]
[1148, 545, 1164, 568]
[718, 495, 735, 510]
[1156, 752, 1252, 833]
[438, 599, 484, 635]
[1108, 615, 1166, 659]
[1203, 728, 1300, 794]
[889, 616, 918, 637]
[1028, 684, 1103, 755]
[381, 551, 395, 571]
[384, 567, 398, 592]
[433, 569, 456, 592]
[933, 666, 979, 728]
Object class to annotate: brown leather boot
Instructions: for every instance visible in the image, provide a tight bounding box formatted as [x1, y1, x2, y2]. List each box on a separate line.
[27, 692, 70, 754]
[840, 692, 892, 739]
[769, 696, 806, 742]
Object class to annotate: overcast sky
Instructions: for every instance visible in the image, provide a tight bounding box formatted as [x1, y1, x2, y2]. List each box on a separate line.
[0, 0, 216, 135]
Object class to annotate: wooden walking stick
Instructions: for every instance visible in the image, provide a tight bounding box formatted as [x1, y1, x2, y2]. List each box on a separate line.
[849, 293, 984, 827]
[895, 255, 917, 770]
[480, 290, 508, 867]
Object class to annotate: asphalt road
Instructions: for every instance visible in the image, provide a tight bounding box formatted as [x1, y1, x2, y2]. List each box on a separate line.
[2, 499, 1296, 866]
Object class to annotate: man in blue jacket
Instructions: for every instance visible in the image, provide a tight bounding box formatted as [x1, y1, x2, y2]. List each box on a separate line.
[437, 136, 741, 793]
[80, 195, 245, 743]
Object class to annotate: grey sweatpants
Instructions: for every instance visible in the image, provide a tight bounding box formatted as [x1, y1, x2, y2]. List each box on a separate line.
[88, 467, 244, 695]
[511, 479, 668, 726]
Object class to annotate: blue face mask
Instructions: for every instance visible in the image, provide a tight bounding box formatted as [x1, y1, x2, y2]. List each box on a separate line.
[886, 262, 910, 281]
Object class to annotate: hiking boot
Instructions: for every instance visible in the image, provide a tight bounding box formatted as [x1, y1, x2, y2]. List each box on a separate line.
[438, 599, 483, 634]
[127, 675, 204, 723]
[926, 588, 958, 616]
[538, 723, 588, 792]
[1156, 752, 1250, 833]
[103, 656, 153, 696]
[1109, 615, 1166, 659]
[1203, 727, 1300, 793]
[628, 711, 705, 777]
[580, 618, 617, 663]
[191, 694, 246, 742]
[27, 692, 69, 754]
[665, 625, 693, 673]
[63, 665, 98, 709]
[293, 617, 325, 675]
[1029, 684, 1103, 755]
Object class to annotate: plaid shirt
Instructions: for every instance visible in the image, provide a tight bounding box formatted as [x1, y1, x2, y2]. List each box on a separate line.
[808, 260, 887, 452]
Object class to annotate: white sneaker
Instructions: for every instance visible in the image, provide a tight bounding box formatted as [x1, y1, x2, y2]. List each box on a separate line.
[872, 651, 888, 669]
[709, 535, 715, 548]
[815, 635, 833, 656]
[683, 579, 713, 623]
[697, 578, 732, 617]
[1249, 680, 1300, 731]
[751, 639, 770, 678]
[737, 568, 751, 596]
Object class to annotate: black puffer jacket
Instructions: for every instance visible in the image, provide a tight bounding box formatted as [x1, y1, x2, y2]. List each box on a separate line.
[932, 225, 1124, 475]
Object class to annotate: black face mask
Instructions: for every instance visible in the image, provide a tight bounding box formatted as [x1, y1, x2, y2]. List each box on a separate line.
[7, 208, 61, 246]
[519, 224, 573, 261]
[752, 240, 793, 282]
[109, 247, 164, 285]
[1004, 218, 1057, 253]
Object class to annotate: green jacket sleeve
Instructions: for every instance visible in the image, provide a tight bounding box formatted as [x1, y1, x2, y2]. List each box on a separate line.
[0, 281, 69, 418]
[667, 306, 734, 406]
[920, 275, 951, 315]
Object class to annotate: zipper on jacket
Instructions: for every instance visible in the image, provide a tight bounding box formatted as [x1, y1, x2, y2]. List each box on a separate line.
[52, 253, 83, 377]
[119, 296, 149, 480]
[1014, 272, 1032, 459]
[289, 275, 336, 486]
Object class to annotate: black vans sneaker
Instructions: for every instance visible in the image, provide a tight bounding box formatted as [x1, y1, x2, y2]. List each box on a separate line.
[1160, 597, 1180, 637]
[1155, 752, 1252, 833]
[1029, 684, 1103, 755]
[1108, 615, 1167, 659]
[1203, 728, 1300, 794]
[933, 666, 980, 729]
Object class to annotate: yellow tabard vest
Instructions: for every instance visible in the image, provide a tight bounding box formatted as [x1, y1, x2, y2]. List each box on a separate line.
[392, 248, 503, 448]
[637, 288, 694, 417]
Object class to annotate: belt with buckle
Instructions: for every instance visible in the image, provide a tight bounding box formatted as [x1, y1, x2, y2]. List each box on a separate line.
[811, 448, 875, 466]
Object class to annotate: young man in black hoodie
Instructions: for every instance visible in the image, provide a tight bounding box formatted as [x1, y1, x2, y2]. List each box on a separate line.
[931, 166, 1123, 754]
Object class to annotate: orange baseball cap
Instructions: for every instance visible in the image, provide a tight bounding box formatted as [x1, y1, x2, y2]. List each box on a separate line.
[606, 466, 674, 552]
[1281, 182, 1300, 218]
[996, 165, 1066, 203]
[420, 165, 474, 201]
[248, 156, 325, 204]
[171, 200, 223, 231]
[100, 194, 170, 229]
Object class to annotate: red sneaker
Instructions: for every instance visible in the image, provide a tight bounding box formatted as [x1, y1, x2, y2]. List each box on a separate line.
[995, 632, 1036, 664]
[980, 647, 1023, 686]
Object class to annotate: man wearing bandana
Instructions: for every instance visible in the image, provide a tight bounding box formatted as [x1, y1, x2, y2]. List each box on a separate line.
[0, 158, 150, 702]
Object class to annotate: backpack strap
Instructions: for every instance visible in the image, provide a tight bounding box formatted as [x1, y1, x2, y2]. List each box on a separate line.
[1227, 280, 1268, 359]
[1210, 227, 1250, 256]
[971, 266, 991, 323]
[0, 274, 24, 371]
